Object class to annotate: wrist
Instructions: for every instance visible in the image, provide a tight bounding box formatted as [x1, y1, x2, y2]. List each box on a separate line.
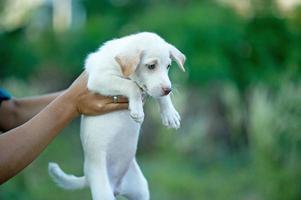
[59, 90, 80, 118]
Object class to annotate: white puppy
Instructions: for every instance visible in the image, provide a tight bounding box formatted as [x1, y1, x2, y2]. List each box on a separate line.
[48, 32, 185, 200]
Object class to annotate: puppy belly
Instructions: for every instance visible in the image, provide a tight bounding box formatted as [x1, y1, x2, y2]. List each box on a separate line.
[106, 124, 141, 189]
[81, 110, 141, 189]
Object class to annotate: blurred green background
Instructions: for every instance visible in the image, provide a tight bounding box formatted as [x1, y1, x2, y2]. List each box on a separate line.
[1, 0, 301, 199]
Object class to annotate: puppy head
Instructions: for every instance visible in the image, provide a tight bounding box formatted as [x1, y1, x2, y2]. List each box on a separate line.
[115, 33, 186, 98]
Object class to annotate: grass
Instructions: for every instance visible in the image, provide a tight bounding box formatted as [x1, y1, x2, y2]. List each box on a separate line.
[139, 151, 260, 200]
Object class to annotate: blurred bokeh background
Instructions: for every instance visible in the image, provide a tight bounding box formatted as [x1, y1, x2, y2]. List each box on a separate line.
[1, 0, 301, 199]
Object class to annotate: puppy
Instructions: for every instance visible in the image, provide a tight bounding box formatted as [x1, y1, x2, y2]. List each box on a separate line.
[48, 32, 185, 200]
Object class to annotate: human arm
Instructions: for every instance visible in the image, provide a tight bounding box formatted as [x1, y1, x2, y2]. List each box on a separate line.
[0, 91, 62, 132]
[0, 73, 128, 184]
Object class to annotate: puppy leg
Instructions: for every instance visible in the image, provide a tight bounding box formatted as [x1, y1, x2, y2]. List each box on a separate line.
[85, 157, 115, 200]
[118, 159, 149, 200]
[87, 75, 144, 123]
[157, 95, 181, 129]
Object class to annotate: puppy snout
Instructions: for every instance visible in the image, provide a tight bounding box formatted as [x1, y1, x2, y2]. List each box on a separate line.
[162, 87, 172, 95]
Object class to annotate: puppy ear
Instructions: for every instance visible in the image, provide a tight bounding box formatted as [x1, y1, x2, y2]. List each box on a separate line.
[115, 50, 143, 77]
[169, 44, 186, 72]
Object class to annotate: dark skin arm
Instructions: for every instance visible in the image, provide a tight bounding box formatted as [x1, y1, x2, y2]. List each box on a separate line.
[0, 73, 128, 184]
[0, 91, 62, 132]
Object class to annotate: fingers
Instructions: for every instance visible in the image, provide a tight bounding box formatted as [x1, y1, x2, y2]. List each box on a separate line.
[102, 103, 129, 113]
[71, 71, 129, 115]
[98, 95, 128, 104]
[113, 96, 128, 103]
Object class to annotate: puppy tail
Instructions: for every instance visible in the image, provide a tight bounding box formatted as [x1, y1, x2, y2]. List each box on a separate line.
[48, 162, 87, 190]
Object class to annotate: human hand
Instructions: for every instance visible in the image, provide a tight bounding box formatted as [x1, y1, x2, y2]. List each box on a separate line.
[64, 72, 129, 116]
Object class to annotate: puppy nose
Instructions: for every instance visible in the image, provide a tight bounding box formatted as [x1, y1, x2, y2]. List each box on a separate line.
[162, 87, 172, 95]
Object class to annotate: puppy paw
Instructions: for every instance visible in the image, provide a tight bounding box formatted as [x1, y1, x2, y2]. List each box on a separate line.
[161, 107, 181, 129]
[130, 106, 144, 123]
[130, 111, 144, 123]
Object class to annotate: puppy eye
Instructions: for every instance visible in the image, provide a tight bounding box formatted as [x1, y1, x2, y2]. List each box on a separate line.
[147, 64, 156, 70]
[167, 64, 171, 69]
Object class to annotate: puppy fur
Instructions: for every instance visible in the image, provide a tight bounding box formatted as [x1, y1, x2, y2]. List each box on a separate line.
[48, 32, 185, 200]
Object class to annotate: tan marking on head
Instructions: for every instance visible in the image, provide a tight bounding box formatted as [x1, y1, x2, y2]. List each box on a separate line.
[115, 50, 143, 77]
